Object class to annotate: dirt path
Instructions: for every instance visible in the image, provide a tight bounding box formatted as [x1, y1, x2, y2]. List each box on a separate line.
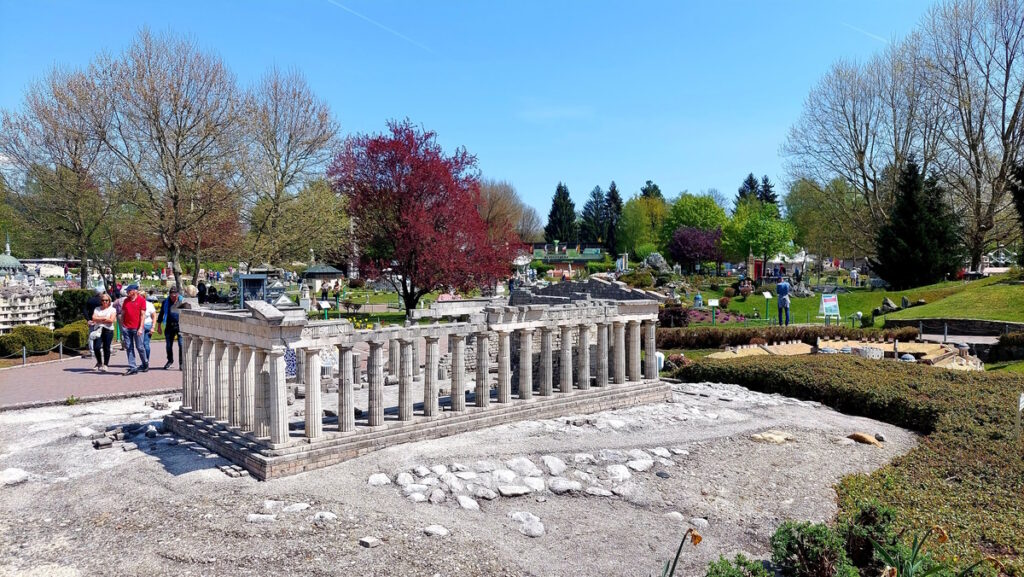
[0, 382, 916, 577]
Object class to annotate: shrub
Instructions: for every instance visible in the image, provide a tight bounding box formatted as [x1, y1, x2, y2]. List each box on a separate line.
[997, 331, 1024, 347]
[347, 278, 366, 289]
[705, 555, 771, 577]
[54, 320, 89, 350]
[770, 521, 858, 577]
[635, 243, 657, 260]
[740, 285, 753, 298]
[838, 498, 897, 577]
[749, 337, 767, 346]
[586, 259, 616, 274]
[656, 326, 918, 351]
[621, 270, 654, 289]
[53, 289, 94, 328]
[531, 261, 553, 276]
[709, 283, 720, 291]
[718, 296, 730, 309]
[723, 287, 736, 298]
[0, 325, 54, 356]
[659, 305, 690, 328]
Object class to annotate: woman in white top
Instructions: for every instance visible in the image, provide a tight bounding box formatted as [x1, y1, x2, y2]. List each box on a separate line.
[139, 291, 157, 370]
[91, 294, 117, 372]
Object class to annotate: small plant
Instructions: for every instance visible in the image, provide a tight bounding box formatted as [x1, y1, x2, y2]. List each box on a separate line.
[770, 521, 858, 577]
[870, 526, 993, 577]
[660, 528, 703, 577]
[839, 497, 897, 576]
[64, 395, 79, 406]
[740, 285, 753, 298]
[718, 296, 731, 309]
[706, 554, 771, 577]
[723, 287, 737, 298]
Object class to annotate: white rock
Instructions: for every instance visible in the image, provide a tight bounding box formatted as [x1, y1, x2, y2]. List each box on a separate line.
[650, 447, 672, 458]
[690, 517, 710, 529]
[473, 460, 497, 473]
[572, 453, 596, 464]
[76, 427, 97, 438]
[493, 469, 517, 484]
[572, 470, 599, 485]
[474, 487, 498, 500]
[670, 448, 689, 456]
[282, 502, 310, 513]
[420, 476, 439, 486]
[454, 471, 478, 480]
[429, 489, 447, 504]
[627, 459, 654, 472]
[457, 495, 479, 511]
[430, 464, 448, 476]
[450, 462, 468, 472]
[523, 477, 546, 492]
[312, 511, 337, 522]
[510, 511, 540, 524]
[505, 457, 542, 477]
[598, 449, 627, 463]
[423, 524, 449, 537]
[413, 465, 432, 477]
[367, 473, 392, 486]
[750, 430, 795, 444]
[606, 419, 627, 430]
[439, 473, 463, 493]
[627, 449, 649, 460]
[585, 487, 614, 497]
[612, 482, 642, 499]
[407, 492, 427, 503]
[657, 458, 675, 467]
[663, 511, 684, 523]
[1, 468, 29, 486]
[359, 536, 381, 548]
[540, 455, 567, 476]
[396, 472, 414, 486]
[606, 464, 632, 483]
[510, 511, 545, 537]
[263, 500, 284, 512]
[403, 483, 428, 495]
[498, 485, 531, 497]
[246, 513, 276, 524]
[548, 477, 582, 495]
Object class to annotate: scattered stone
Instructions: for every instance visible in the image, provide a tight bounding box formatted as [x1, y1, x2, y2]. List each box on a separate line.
[598, 449, 627, 463]
[359, 536, 381, 548]
[367, 473, 391, 486]
[656, 458, 675, 467]
[650, 447, 671, 458]
[663, 512, 684, 523]
[473, 460, 497, 473]
[419, 476, 439, 487]
[523, 477, 546, 492]
[548, 477, 582, 494]
[848, 432, 883, 447]
[454, 471, 478, 480]
[611, 482, 642, 499]
[457, 495, 480, 511]
[439, 473, 463, 493]
[627, 459, 654, 472]
[510, 511, 545, 537]
[92, 437, 112, 450]
[493, 469, 517, 484]
[396, 472, 414, 486]
[690, 517, 710, 529]
[402, 483, 428, 496]
[626, 449, 649, 460]
[505, 457, 542, 477]
[76, 427, 97, 438]
[656, 471, 671, 479]
[430, 464, 448, 476]
[413, 465, 432, 477]
[282, 502, 310, 513]
[1, 468, 29, 486]
[874, 432, 886, 442]
[246, 513, 276, 524]
[606, 464, 632, 483]
[670, 448, 689, 456]
[312, 511, 337, 523]
[423, 524, 449, 537]
[428, 489, 447, 504]
[263, 500, 284, 511]
[585, 487, 614, 497]
[450, 462, 468, 472]
[750, 430, 795, 444]
[498, 485, 531, 497]
[407, 492, 427, 503]
[474, 487, 498, 500]
[572, 453, 596, 464]
[571, 470, 599, 485]
[541, 455, 567, 476]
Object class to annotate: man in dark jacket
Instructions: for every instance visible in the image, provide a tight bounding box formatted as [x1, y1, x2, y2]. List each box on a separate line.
[156, 287, 182, 370]
[84, 286, 104, 323]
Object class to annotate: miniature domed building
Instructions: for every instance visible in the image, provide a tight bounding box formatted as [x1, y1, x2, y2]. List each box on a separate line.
[0, 235, 25, 277]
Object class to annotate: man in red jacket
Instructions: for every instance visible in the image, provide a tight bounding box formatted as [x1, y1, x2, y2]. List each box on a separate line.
[119, 284, 149, 375]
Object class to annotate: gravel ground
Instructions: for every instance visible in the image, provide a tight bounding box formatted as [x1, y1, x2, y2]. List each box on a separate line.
[0, 382, 917, 577]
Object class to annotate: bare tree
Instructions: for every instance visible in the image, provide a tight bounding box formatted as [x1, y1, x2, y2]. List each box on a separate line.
[0, 67, 118, 286]
[85, 29, 242, 290]
[516, 205, 543, 242]
[477, 179, 524, 241]
[241, 66, 340, 269]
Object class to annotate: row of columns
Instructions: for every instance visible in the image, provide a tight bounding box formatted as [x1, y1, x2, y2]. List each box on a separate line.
[182, 318, 658, 444]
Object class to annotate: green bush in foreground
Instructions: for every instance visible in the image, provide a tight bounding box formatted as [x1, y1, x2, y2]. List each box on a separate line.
[54, 320, 89, 350]
[705, 554, 771, 577]
[675, 356, 1023, 574]
[771, 521, 858, 577]
[0, 325, 55, 357]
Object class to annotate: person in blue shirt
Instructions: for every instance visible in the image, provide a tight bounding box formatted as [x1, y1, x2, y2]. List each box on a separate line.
[156, 287, 183, 370]
[776, 279, 791, 326]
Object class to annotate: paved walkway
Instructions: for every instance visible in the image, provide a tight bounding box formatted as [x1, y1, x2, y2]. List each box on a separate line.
[0, 348, 180, 408]
[920, 333, 999, 346]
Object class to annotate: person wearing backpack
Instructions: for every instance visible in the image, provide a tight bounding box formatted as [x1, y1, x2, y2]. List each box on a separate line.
[156, 286, 183, 370]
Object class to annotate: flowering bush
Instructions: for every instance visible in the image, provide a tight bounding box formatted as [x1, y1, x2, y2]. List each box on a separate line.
[718, 296, 730, 309]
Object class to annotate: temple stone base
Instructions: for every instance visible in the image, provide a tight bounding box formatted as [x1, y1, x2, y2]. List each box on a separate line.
[164, 379, 670, 480]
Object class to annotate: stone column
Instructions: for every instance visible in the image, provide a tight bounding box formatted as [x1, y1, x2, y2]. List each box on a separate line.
[201, 338, 215, 417]
[496, 331, 511, 403]
[596, 323, 609, 387]
[253, 350, 269, 438]
[388, 338, 400, 381]
[214, 341, 229, 422]
[399, 339, 414, 421]
[239, 346, 255, 432]
[539, 328, 553, 396]
[303, 349, 323, 439]
[267, 351, 288, 444]
[517, 329, 533, 400]
[352, 352, 362, 387]
[423, 337, 440, 416]
[337, 345, 355, 432]
[450, 334, 466, 412]
[643, 320, 658, 380]
[367, 341, 385, 426]
[227, 344, 241, 428]
[559, 324, 573, 393]
[628, 320, 642, 382]
[612, 321, 626, 384]
[475, 332, 490, 407]
[180, 335, 193, 409]
[577, 324, 591, 390]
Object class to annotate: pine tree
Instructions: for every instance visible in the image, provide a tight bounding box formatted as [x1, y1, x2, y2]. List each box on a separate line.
[757, 175, 778, 204]
[580, 185, 607, 244]
[871, 160, 963, 289]
[640, 180, 663, 200]
[544, 182, 578, 244]
[604, 181, 623, 254]
[736, 173, 759, 206]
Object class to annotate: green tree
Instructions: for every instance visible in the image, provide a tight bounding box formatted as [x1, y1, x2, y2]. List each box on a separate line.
[604, 181, 623, 254]
[579, 185, 607, 244]
[758, 175, 778, 204]
[640, 179, 663, 200]
[616, 195, 666, 256]
[544, 182, 578, 243]
[736, 173, 760, 207]
[661, 193, 727, 248]
[743, 202, 794, 276]
[871, 160, 963, 289]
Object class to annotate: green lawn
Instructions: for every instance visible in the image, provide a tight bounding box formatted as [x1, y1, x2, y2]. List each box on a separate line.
[986, 359, 1024, 374]
[885, 280, 1024, 323]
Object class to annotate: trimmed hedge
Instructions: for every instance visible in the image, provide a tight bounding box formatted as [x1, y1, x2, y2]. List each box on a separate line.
[0, 325, 55, 357]
[675, 356, 1024, 573]
[657, 325, 919, 350]
[54, 320, 89, 350]
[53, 289, 94, 328]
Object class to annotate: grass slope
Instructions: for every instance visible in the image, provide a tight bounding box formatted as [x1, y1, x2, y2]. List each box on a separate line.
[886, 281, 1024, 323]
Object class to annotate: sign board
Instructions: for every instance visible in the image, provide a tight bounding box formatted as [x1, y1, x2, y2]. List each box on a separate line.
[1019, 392, 1024, 412]
[708, 299, 719, 307]
[762, 291, 773, 299]
[318, 300, 333, 310]
[819, 294, 840, 317]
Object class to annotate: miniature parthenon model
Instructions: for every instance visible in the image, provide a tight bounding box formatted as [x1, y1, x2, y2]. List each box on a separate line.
[164, 297, 668, 480]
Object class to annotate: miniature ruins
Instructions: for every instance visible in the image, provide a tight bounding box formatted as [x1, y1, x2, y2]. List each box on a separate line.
[164, 291, 668, 480]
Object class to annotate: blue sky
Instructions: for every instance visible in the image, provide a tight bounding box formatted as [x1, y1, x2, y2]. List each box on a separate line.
[0, 0, 930, 214]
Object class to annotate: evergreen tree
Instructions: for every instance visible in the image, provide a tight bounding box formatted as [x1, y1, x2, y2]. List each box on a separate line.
[757, 175, 778, 204]
[871, 160, 963, 289]
[544, 182, 578, 244]
[604, 181, 623, 254]
[580, 185, 607, 244]
[640, 179, 663, 200]
[736, 173, 759, 206]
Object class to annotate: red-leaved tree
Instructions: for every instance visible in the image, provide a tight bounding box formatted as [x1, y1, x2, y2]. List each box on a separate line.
[668, 226, 723, 273]
[328, 119, 515, 316]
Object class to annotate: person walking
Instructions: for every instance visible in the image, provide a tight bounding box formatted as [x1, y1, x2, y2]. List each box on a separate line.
[119, 284, 148, 375]
[156, 287, 182, 370]
[90, 293, 116, 372]
[138, 290, 157, 366]
[776, 278, 791, 326]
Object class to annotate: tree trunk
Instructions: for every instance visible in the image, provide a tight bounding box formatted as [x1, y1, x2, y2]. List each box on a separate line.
[170, 245, 183, 292]
[402, 291, 419, 320]
[191, 247, 201, 287]
[79, 246, 90, 289]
